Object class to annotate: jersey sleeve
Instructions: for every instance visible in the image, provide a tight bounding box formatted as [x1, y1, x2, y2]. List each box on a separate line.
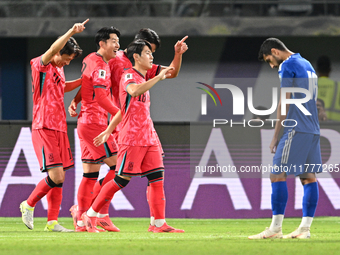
[122, 72, 137, 92]
[146, 64, 161, 80]
[30, 56, 50, 72]
[91, 68, 111, 89]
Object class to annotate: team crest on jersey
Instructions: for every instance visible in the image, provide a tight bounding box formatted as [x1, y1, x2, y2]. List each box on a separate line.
[98, 69, 106, 79]
[125, 73, 133, 81]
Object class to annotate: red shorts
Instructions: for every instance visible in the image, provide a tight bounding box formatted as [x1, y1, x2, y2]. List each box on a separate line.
[116, 145, 164, 177]
[77, 123, 118, 164]
[32, 129, 74, 172]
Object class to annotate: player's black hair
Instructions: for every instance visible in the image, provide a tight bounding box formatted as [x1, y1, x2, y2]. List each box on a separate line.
[59, 37, 82, 59]
[134, 28, 161, 49]
[317, 55, 331, 74]
[317, 98, 325, 108]
[127, 39, 152, 66]
[95, 26, 120, 50]
[258, 38, 288, 61]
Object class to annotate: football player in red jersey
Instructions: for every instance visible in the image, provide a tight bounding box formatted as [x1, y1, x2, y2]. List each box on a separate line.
[83, 40, 185, 233]
[20, 19, 88, 232]
[69, 29, 188, 232]
[71, 27, 122, 232]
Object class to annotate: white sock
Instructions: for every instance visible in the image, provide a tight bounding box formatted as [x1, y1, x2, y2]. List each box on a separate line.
[269, 214, 284, 232]
[47, 220, 57, 225]
[299, 217, 313, 228]
[77, 221, 85, 227]
[98, 213, 108, 218]
[154, 219, 165, 228]
[150, 216, 155, 226]
[87, 207, 98, 217]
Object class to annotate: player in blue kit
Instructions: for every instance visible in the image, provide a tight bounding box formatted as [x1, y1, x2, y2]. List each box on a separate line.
[248, 38, 321, 239]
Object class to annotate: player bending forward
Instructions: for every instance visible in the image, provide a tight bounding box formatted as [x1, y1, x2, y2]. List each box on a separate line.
[248, 38, 321, 239]
[82, 39, 184, 233]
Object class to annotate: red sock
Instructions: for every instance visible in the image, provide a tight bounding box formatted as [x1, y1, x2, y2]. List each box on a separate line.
[47, 187, 62, 222]
[102, 169, 116, 186]
[92, 181, 102, 203]
[149, 180, 165, 219]
[92, 170, 116, 203]
[98, 170, 116, 215]
[92, 180, 121, 213]
[77, 173, 98, 220]
[99, 201, 111, 215]
[146, 184, 154, 218]
[27, 177, 53, 207]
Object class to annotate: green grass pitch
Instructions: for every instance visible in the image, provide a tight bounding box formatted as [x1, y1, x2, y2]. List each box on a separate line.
[0, 217, 339, 255]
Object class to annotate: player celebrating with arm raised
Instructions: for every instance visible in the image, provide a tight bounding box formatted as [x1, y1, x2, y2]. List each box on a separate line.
[82, 39, 184, 233]
[248, 38, 321, 239]
[69, 29, 188, 232]
[20, 19, 88, 232]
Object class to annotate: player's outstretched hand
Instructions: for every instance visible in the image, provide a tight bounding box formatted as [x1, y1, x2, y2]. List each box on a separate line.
[68, 99, 78, 117]
[93, 131, 110, 147]
[174, 36, 188, 55]
[71, 19, 89, 35]
[158, 66, 175, 81]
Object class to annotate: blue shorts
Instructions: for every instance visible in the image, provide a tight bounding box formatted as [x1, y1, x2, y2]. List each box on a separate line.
[272, 130, 322, 176]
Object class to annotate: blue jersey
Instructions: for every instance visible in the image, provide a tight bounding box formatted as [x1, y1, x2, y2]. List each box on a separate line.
[278, 53, 320, 135]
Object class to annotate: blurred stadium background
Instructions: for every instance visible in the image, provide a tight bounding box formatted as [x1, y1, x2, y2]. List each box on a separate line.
[0, 0, 340, 219]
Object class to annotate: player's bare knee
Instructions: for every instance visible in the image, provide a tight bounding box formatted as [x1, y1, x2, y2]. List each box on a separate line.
[50, 175, 65, 184]
[299, 173, 316, 185]
[270, 172, 286, 183]
[300, 178, 317, 185]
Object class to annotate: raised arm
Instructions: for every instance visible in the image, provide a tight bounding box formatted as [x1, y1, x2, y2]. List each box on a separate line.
[166, 36, 188, 78]
[127, 66, 174, 97]
[42, 19, 89, 65]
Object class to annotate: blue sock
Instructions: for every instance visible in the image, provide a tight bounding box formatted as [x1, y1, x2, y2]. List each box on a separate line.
[302, 182, 319, 217]
[271, 181, 288, 215]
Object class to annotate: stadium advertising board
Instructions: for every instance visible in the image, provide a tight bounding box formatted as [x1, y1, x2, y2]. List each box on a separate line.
[0, 122, 339, 218]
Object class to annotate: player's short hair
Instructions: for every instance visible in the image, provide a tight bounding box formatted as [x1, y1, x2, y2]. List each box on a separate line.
[95, 26, 120, 50]
[59, 37, 82, 59]
[317, 98, 325, 108]
[127, 39, 152, 66]
[317, 55, 331, 73]
[134, 28, 161, 49]
[258, 38, 288, 61]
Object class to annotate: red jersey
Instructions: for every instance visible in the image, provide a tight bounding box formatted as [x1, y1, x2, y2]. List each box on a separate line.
[118, 68, 158, 146]
[78, 53, 113, 126]
[31, 56, 67, 133]
[109, 50, 161, 109]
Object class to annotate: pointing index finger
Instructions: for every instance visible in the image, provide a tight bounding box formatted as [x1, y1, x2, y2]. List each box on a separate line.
[180, 35, 188, 43]
[82, 19, 89, 25]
